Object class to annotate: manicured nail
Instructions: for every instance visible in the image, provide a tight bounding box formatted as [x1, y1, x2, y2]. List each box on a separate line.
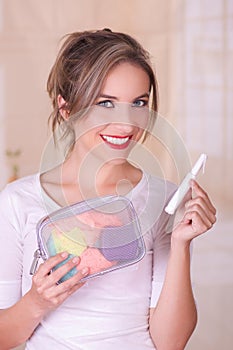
[72, 256, 80, 264]
[61, 252, 68, 258]
[81, 267, 89, 275]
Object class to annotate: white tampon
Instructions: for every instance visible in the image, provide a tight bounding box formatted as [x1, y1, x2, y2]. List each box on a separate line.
[165, 153, 207, 215]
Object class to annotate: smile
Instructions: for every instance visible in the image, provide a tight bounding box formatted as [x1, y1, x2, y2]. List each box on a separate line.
[101, 135, 131, 145]
[100, 134, 133, 150]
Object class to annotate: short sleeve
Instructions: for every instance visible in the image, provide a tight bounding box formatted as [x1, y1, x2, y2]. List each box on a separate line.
[150, 211, 173, 308]
[0, 186, 23, 308]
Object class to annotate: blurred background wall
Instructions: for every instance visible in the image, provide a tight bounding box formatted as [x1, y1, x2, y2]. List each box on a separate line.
[0, 0, 232, 349]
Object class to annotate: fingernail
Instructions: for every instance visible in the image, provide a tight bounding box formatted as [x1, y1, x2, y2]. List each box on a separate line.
[61, 252, 68, 258]
[72, 256, 80, 264]
[81, 267, 89, 275]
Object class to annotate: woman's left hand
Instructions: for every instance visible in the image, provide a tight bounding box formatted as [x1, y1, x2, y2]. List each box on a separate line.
[172, 180, 217, 243]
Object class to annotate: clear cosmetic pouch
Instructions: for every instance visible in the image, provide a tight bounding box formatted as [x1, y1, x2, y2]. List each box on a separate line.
[30, 195, 145, 283]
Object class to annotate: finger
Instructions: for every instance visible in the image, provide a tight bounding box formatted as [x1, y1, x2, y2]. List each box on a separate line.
[39, 255, 82, 289]
[44, 282, 84, 308]
[184, 203, 215, 230]
[37, 267, 89, 303]
[36, 252, 70, 278]
[191, 180, 216, 215]
[53, 267, 89, 297]
[185, 197, 217, 225]
[183, 208, 213, 234]
[33, 252, 71, 287]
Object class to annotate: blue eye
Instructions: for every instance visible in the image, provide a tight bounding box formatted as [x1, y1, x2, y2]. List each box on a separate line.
[132, 100, 148, 107]
[96, 100, 114, 108]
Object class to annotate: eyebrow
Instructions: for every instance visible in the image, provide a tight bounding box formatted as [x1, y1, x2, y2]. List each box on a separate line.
[98, 93, 150, 101]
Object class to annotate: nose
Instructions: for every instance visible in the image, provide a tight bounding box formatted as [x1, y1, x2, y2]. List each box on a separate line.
[111, 103, 141, 133]
[112, 121, 135, 135]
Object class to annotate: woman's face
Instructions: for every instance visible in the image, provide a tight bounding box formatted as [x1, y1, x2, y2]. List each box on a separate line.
[73, 62, 150, 163]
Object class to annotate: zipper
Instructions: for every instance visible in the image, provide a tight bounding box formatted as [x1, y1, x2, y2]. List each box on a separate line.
[30, 249, 42, 275]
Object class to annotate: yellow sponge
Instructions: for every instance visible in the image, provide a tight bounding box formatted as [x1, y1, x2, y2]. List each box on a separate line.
[51, 227, 87, 256]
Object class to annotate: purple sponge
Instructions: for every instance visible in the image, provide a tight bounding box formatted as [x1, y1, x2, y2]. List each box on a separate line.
[99, 224, 138, 261]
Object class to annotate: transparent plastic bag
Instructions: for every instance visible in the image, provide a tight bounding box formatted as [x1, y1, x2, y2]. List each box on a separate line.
[30, 195, 145, 282]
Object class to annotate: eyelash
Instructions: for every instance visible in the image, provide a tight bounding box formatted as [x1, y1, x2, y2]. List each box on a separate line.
[96, 100, 114, 108]
[96, 99, 148, 108]
[132, 99, 148, 107]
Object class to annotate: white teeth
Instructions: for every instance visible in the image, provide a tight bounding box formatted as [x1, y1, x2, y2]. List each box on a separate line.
[102, 135, 129, 145]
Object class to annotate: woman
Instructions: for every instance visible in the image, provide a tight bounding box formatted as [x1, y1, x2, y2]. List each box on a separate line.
[0, 29, 216, 350]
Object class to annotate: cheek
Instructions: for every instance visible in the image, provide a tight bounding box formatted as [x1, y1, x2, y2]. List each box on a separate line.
[73, 120, 103, 142]
[134, 128, 145, 141]
[82, 132, 102, 148]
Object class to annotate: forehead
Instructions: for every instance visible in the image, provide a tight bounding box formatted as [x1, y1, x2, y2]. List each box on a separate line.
[100, 62, 150, 99]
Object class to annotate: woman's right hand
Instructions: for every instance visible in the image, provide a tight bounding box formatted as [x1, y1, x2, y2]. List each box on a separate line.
[28, 252, 89, 316]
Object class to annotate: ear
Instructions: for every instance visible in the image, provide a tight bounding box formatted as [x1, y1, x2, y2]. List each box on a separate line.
[57, 94, 69, 120]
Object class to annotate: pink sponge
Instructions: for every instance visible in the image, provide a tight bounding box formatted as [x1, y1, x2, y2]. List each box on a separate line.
[78, 247, 116, 274]
[77, 211, 121, 228]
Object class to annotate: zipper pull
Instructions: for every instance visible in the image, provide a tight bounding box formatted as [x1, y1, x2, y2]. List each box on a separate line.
[30, 249, 41, 275]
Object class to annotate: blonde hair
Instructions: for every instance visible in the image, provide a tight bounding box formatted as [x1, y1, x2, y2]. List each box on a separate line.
[47, 29, 158, 146]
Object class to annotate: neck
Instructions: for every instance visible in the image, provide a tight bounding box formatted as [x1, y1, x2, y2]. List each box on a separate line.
[61, 149, 141, 198]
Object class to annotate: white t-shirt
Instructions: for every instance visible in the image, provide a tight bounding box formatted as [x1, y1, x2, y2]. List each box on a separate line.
[0, 172, 176, 350]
